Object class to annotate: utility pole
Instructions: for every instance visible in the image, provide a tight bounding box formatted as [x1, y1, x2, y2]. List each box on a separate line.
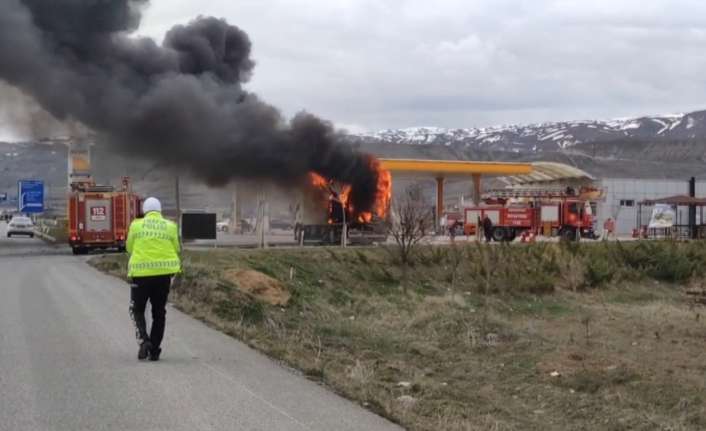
[255, 189, 268, 248]
[175, 174, 181, 237]
[341, 201, 347, 248]
[229, 183, 239, 234]
[331, 185, 347, 248]
[689, 177, 697, 239]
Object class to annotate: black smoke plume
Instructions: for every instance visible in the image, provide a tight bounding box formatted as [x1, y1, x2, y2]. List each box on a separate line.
[0, 0, 379, 213]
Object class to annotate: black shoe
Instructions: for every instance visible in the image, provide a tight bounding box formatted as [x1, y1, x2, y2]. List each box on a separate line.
[138, 341, 153, 360]
[149, 347, 162, 361]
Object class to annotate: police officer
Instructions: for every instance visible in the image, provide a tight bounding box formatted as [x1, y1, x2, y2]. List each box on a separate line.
[126, 197, 181, 361]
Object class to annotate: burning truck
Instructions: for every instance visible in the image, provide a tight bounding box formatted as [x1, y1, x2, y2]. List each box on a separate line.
[295, 161, 392, 245]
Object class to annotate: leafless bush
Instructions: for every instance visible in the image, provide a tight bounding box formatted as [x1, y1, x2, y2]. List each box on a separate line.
[448, 243, 465, 291]
[388, 185, 433, 265]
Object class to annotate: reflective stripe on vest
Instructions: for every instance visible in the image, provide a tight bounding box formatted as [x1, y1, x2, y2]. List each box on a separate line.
[129, 260, 181, 271]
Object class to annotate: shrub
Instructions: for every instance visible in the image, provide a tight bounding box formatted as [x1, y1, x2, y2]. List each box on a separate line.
[584, 257, 614, 288]
[647, 244, 695, 282]
[462, 243, 559, 294]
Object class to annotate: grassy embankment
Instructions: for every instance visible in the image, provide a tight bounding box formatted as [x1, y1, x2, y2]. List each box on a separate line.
[91, 241, 706, 431]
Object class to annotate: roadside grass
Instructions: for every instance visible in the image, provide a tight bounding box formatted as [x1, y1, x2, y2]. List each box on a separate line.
[90, 240, 706, 430]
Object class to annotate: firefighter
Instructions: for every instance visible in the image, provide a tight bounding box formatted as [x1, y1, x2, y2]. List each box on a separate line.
[603, 217, 615, 240]
[126, 197, 181, 361]
[448, 219, 462, 242]
[482, 215, 494, 242]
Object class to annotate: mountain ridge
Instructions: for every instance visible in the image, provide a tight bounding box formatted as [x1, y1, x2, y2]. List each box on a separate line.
[354, 110, 706, 154]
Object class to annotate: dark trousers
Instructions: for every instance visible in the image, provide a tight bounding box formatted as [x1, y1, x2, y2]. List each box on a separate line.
[129, 275, 171, 348]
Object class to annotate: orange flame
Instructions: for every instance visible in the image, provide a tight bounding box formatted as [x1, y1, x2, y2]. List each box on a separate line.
[309, 172, 330, 189]
[374, 165, 392, 219]
[308, 159, 392, 224]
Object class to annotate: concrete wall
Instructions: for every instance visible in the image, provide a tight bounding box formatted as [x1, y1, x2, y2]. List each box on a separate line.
[596, 178, 706, 235]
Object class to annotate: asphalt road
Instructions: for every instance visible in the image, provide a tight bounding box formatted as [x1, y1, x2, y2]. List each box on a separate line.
[0, 222, 401, 431]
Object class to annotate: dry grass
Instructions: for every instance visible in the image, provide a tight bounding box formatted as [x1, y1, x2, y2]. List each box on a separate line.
[90, 242, 706, 430]
[222, 269, 290, 306]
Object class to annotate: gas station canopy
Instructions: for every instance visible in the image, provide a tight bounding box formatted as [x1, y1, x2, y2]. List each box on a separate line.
[378, 159, 593, 184]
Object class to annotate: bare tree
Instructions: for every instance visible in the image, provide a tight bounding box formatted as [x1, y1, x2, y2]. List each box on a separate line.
[388, 185, 433, 265]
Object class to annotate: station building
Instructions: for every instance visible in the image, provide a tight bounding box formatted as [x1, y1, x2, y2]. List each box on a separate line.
[596, 177, 706, 236]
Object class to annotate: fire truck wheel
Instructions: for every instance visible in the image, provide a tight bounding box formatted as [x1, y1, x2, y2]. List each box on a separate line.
[491, 227, 507, 242]
[505, 230, 517, 242]
[560, 228, 577, 242]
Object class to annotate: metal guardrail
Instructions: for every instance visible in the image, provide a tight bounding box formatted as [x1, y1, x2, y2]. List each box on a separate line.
[34, 228, 57, 243]
[33, 217, 68, 243]
[645, 225, 706, 240]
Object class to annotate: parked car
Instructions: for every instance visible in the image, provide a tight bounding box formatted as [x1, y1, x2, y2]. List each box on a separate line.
[7, 215, 35, 238]
[0, 211, 16, 222]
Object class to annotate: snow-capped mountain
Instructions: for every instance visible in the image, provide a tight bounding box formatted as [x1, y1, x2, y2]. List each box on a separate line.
[356, 110, 706, 154]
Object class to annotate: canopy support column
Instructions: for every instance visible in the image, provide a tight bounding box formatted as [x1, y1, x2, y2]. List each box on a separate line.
[472, 174, 482, 205]
[436, 177, 445, 230]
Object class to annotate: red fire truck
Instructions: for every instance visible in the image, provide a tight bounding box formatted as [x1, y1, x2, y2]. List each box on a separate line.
[68, 177, 142, 254]
[463, 188, 599, 241]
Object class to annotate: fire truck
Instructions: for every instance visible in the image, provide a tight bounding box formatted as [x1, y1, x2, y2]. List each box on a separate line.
[68, 177, 142, 254]
[463, 187, 600, 241]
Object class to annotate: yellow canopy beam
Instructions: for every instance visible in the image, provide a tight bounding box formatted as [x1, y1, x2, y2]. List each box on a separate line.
[378, 158, 533, 177]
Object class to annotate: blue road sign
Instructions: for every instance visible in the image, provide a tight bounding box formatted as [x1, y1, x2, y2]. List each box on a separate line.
[0, 193, 6, 202]
[18, 180, 44, 213]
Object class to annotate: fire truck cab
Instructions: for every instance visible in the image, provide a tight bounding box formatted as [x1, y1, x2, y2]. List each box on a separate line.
[538, 198, 597, 241]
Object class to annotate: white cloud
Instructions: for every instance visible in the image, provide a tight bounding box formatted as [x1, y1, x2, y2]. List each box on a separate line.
[82, 1, 706, 130]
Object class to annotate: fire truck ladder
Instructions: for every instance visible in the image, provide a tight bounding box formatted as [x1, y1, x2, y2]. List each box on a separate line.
[483, 187, 579, 199]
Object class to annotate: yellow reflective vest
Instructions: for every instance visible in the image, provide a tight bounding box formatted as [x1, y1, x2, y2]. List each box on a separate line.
[126, 211, 181, 277]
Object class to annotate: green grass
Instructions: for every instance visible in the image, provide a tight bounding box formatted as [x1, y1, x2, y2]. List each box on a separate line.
[605, 287, 664, 304]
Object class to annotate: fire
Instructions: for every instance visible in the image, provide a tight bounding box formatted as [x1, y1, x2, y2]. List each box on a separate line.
[308, 159, 392, 224]
[310, 173, 330, 189]
[370, 163, 392, 220]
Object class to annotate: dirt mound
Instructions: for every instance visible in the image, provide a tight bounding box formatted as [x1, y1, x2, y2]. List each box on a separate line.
[223, 269, 290, 306]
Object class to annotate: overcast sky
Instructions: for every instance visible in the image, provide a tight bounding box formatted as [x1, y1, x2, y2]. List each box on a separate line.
[3, 0, 706, 140]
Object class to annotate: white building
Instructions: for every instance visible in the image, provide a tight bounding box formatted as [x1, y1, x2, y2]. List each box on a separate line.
[596, 177, 706, 236]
